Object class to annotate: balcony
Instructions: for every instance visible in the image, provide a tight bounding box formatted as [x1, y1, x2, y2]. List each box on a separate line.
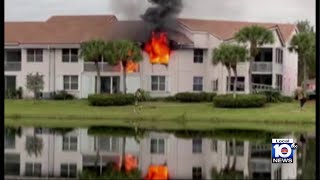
[252, 62, 272, 73]
[5, 62, 21, 71]
[83, 62, 121, 72]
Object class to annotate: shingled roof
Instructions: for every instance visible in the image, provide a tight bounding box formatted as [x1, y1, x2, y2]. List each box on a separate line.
[5, 15, 117, 44]
[5, 15, 297, 45]
[178, 18, 297, 43]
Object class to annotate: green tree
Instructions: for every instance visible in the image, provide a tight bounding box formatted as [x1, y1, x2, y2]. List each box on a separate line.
[105, 40, 143, 94]
[26, 72, 44, 99]
[296, 20, 315, 83]
[230, 46, 248, 98]
[212, 44, 233, 94]
[289, 32, 315, 96]
[80, 39, 107, 94]
[213, 44, 248, 97]
[235, 26, 274, 93]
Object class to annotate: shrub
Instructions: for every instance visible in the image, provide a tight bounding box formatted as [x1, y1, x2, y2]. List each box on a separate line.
[53, 91, 75, 100]
[5, 89, 16, 99]
[88, 94, 135, 106]
[213, 94, 266, 108]
[16, 87, 23, 99]
[148, 96, 176, 102]
[256, 90, 281, 103]
[279, 96, 294, 102]
[137, 89, 151, 102]
[175, 92, 216, 102]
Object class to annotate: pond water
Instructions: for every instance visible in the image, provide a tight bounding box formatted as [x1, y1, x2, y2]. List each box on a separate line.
[4, 126, 316, 180]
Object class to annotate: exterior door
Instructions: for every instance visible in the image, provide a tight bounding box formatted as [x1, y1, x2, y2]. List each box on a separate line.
[5, 76, 16, 91]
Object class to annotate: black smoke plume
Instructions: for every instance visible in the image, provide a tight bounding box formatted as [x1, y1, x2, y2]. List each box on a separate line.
[141, 0, 183, 31]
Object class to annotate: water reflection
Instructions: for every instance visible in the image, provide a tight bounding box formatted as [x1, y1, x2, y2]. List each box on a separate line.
[4, 126, 315, 180]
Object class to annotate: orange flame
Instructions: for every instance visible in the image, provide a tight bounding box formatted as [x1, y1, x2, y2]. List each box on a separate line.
[126, 60, 139, 73]
[144, 32, 170, 65]
[124, 154, 138, 172]
[144, 165, 169, 180]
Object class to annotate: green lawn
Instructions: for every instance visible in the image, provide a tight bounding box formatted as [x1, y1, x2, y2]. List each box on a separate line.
[5, 100, 315, 132]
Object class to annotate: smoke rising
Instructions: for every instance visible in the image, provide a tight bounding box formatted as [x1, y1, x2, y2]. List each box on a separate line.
[141, 0, 183, 30]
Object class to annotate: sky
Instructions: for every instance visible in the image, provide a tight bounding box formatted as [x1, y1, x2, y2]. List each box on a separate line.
[5, 0, 315, 25]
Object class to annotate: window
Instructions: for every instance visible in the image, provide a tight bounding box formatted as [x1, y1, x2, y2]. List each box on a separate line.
[25, 163, 41, 177]
[61, 164, 77, 178]
[194, 49, 204, 63]
[227, 141, 244, 156]
[150, 138, 165, 154]
[151, 76, 166, 91]
[94, 137, 119, 152]
[5, 130, 15, 149]
[274, 167, 282, 180]
[276, 74, 283, 91]
[27, 49, 43, 62]
[193, 76, 203, 91]
[276, 48, 283, 64]
[211, 140, 217, 152]
[62, 136, 78, 151]
[192, 167, 202, 180]
[212, 79, 218, 91]
[227, 77, 245, 91]
[5, 76, 16, 91]
[5, 154, 20, 175]
[63, 75, 78, 90]
[192, 138, 202, 153]
[62, 49, 78, 62]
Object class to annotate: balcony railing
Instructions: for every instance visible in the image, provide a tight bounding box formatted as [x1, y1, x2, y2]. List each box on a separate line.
[250, 159, 271, 172]
[83, 62, 121, 72]
[252, 83, 280, 92]
[5, 62, 21, 71]
[252, 62, 272, 73]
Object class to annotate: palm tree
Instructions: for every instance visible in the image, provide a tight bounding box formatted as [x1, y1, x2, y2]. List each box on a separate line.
[212, 44, 233, 94]
[105, 40, 143, 94]
[80, 39, 107, 94]
[235, 25, 274, 93]
[288, 32, 315, 96]
[230, 46, 248, 98]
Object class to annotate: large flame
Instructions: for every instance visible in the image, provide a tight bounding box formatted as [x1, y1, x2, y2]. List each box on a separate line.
[126, 60, 139, 73]
[144, 32, 170, 65]
[144, 165, 169, 180]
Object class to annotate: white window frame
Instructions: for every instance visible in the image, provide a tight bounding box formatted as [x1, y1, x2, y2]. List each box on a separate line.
[60, 163, 77, 178]
[94, 137, 119, 152]
[62, 136, 78, 151]
[151, 76, 166, 92]
[62, 48, 78, 63]
[192, 138, 202, 153]
[25, 162, 41, 177]
[192, 167, 202, 180]
[193, 49, 204, 63]
[276, 48, 283, 64]
[63, 75, 79, 91]
[212, 79, 219, 92]
[193, 76, 203, 91]
[227, 76, 245, 92]
[211, 140, 218, 152]
[27, 49, 43, 62]
[150, 138, 165, 154]
[276, 74, 283, 91]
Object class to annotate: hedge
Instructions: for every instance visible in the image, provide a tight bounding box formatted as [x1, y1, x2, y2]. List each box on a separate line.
[257, 90, 294, 103]
[88, 94, 135, 106]
[213, 94, 267, 108]
[53, 91, 75, 100]
[175, 92, 217, 102]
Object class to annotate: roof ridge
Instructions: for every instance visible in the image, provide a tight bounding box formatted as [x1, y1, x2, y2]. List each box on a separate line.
[178, 18, 295, 26]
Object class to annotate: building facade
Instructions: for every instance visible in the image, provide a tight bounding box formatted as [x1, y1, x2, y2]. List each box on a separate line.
[5, 127, 297, 179]
[4, 15, 298, 98]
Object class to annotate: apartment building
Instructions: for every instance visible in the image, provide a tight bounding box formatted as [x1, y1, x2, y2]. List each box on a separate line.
[5, 127, 297, 180]
[4, 15, 298, 98]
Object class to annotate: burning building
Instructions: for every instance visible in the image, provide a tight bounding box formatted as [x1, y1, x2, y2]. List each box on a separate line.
[4, 0, 298, 98]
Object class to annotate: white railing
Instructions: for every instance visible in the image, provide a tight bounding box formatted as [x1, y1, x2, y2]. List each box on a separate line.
[5, 62, 21, 71]
[83, 62, 121, 72]
[250, 159, 271, 172]
[252, 83, 279, 92]
[252, 62, 272, 73]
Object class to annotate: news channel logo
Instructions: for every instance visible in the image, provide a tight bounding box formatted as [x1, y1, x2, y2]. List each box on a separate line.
[272, 139, 298, 163]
